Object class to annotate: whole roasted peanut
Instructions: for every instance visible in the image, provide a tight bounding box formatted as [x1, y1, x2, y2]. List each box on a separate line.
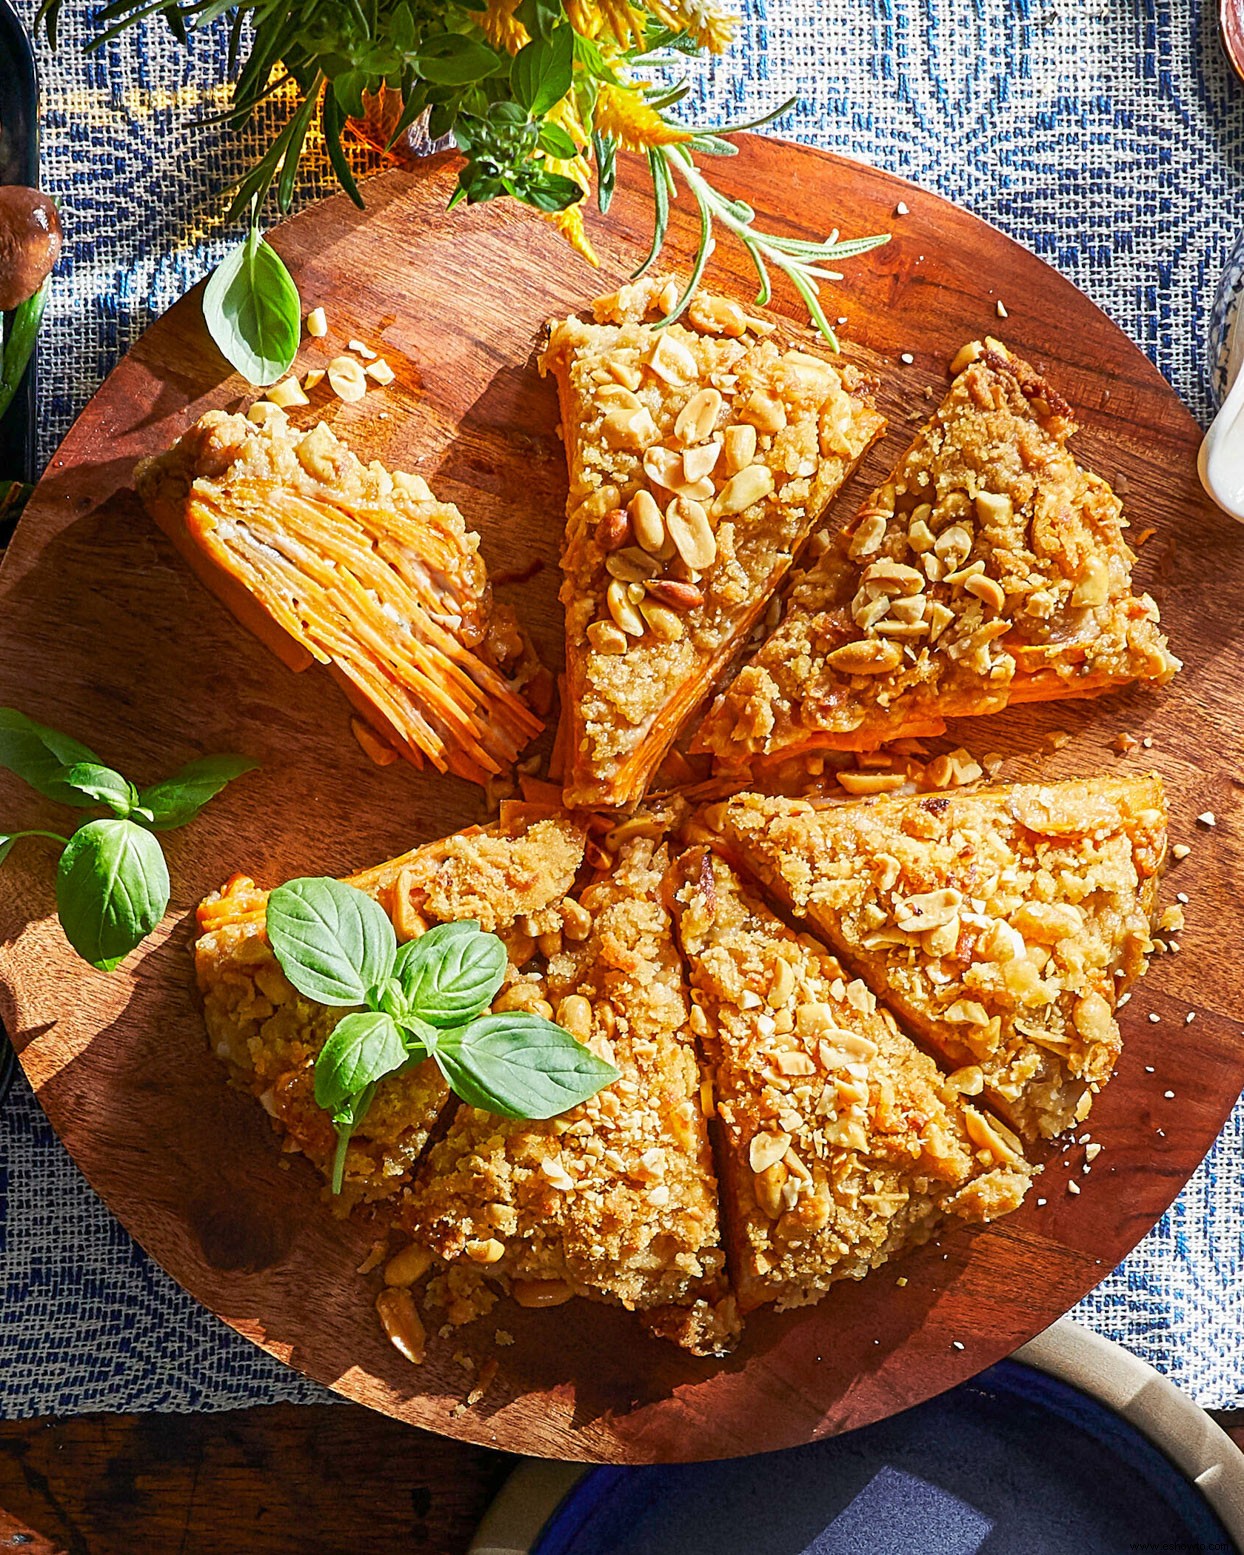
[596, 507, 632, 551]
[645, 578, 705, 610]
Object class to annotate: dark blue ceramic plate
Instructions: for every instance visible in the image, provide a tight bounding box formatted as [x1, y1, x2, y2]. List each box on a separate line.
[531, 1359, 1235, 1555]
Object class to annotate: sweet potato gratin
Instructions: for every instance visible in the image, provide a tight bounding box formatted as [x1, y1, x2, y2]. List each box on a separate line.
[135, 412, 543, 785]
[703, 776, 1167, 1139]
[673, 848, 1032, 1313]
[197, 773, 1173, 1354]
[540, 276, 886, 808]
[696, 339, 1179, 765]
[398, 820, 738, 1356]
[196, 804, 588, 1210]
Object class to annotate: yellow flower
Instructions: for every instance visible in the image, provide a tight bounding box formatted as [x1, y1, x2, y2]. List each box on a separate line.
[547, 92, 590, 149]
[565, 0, 647, 49]
[647, 0, 737, 51]
[594, 83, 694, 151]
[540, 110, 598, 264]
[480, 0, 529, 54]
[545, 202, 598, 265]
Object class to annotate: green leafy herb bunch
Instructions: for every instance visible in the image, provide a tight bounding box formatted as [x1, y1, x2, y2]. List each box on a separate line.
[39, 0, 889, 382]
[0, 708, 256, 970]
[265, 876, 619, 1191]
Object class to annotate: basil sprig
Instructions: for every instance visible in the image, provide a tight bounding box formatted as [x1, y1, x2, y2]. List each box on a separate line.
[0, 708, 257, 971]
[265, 878, 619, 1193]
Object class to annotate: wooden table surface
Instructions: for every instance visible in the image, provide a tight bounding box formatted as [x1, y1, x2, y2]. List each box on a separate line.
[0, 1403, 1242, 1553]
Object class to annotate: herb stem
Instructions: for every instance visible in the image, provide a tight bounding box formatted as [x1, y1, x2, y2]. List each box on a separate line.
[5, 829, 71, 848]
[651, 144, 891, 348]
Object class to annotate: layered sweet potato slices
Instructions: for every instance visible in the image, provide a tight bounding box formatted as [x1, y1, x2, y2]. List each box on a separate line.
[397, 822, 738, 1356]
[195, 804, 588, 1209]
[701, 775, 1167, 1139]
[540, 275, 886, 808]
[135, 413, 544, 786]
[673, 848, 1032, 1314]
[695, 338, 1179, 767]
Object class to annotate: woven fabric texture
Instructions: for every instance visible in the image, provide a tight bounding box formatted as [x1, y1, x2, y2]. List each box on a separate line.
[3, 0, 1244, 1416]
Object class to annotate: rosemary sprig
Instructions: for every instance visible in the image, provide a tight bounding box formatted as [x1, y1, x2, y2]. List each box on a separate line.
[634, 98, 891, 347]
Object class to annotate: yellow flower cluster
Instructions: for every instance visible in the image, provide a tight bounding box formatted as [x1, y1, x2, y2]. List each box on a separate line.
[481, 0, 736, 55]
[480, 0, 530, 52]
[564, 0, 736, 51]
[476, 0, 737, 260]
[594, 83, 694, 151]
[542, 95, 599, 264]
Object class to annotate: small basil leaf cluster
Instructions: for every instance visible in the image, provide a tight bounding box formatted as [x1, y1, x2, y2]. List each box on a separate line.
[265, 877, 619, 1194]
[450, 22, 584, 216]
[0, 709, 257, 971]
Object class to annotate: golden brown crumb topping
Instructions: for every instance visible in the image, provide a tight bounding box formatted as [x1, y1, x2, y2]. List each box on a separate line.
[695, 339, 1180, 761]
[397, 827, 738, 1354]
[135, 412, 544, 785]
[703, 775, 1166, 1139]
[540, 275, 886, 807]
[674, 849, 1031, 1312]
[194, 809, 588, 1208]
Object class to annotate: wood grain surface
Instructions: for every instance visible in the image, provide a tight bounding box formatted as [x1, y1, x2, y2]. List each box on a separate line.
[0, 137, 1241, 1463]
[0, 1407, 512, 1554]
[1, 1404, 1244, 1554]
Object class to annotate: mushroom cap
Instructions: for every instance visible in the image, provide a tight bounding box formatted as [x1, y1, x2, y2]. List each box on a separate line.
[0, 186, 63, 313]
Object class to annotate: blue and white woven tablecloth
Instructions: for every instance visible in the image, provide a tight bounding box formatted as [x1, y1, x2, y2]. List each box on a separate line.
[3, 0, 1244, 1417]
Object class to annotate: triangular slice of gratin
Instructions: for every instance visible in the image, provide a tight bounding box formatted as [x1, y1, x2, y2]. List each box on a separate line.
[195, 803, 588, 1209]
[136, 412, 545, 786]
[673, 848, 1032, 1313]
[540, 276, 886, 808]
[701, 775, 1167, 1139]
[694, 338, 1179, 764]
[395, 818, 739, 1355]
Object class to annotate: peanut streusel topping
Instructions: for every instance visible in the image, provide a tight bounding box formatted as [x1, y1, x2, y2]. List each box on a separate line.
[695, 338, 1179, 763]
[194, 807, 588, 1210]
[704, 775, 1167, 1139]
[397, 826, 739, 1355]
[673, 848, 1032, 1313]
[540, 275, 886, 807]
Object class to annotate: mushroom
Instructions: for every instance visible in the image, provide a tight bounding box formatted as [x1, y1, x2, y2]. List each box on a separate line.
[0, 187, 62, 313]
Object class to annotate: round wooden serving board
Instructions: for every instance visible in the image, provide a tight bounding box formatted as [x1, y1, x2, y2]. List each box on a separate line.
[1, 139, 1241, 1464]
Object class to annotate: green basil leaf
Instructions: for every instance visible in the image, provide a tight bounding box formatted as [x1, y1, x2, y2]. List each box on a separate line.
[332, 68, 369, 119]
[417, 33, 504, 85]
[537, 120, 578, 159]
[511, 23, 573, 117]
[55, 817, 170, 971]
[0, 707, 103, 807]
[514, 0, 564, 43]
[60, 763, 135, 816]
[394, 920, 507, 1028]
[313, 1011, 409, 1113]
[433, 1013, 619, 1119]
[137, 753, 259, 831]
[202, 226, 301, 388]
[515, 170, 584, 213]
[266, 877, 396, 1007]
